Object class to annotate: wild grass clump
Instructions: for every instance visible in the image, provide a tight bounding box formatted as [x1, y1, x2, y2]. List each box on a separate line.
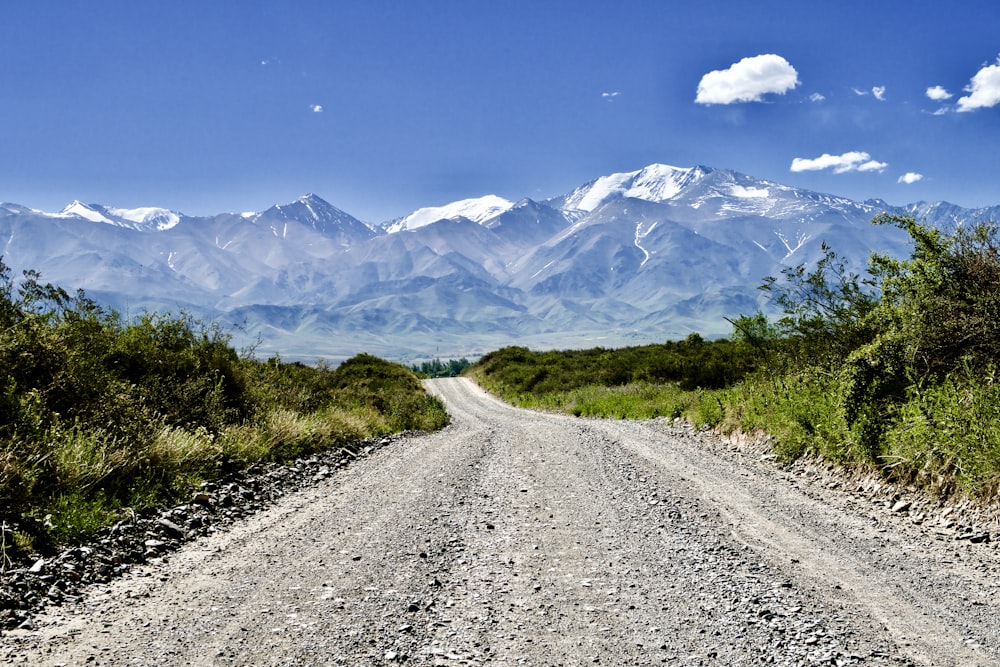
[881, 366, 1000, 497]
[716, 369, 848, 462]
[0, 261, 448, 558]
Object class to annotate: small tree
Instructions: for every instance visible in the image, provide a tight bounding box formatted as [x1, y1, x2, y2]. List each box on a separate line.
[868, 213, 1000, 377]
[759, 242, 880, 364]
[726, 311, 780, 361]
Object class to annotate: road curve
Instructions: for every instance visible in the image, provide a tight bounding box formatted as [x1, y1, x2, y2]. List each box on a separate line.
[4, 377, 998, 666]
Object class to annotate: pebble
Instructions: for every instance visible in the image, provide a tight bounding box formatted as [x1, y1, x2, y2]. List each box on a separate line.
[0, 436, 397, 630]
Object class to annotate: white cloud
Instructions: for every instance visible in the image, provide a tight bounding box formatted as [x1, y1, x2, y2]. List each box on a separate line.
[926, 85, 952, 101]
[790, 151, 888, 174]
[858, 159, 888, 172]
[695, 54, 800, 105]
[602, 91, 621, 100]
[898, 172, 924, 184]
[809, 92, 826, 102]
[852, 86, 886, 100]
[310, 104, 324, 113]
[957, 56, 1000, 112]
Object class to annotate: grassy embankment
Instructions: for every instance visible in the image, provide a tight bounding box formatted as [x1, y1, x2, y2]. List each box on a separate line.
[0, 262, 448, 560]
[470, 214, 1000, 501]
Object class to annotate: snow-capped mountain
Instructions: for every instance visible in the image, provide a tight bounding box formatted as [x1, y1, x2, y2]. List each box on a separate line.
[252, 194, 377, 244]
[384, 195, 514, 233]
[51, 201, 182, 231]
[2, 164, 996, 361]
[550, 164, 712, 212]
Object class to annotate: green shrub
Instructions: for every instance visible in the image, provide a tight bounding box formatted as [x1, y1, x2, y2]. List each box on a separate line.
[411, 357, 472, 378]
[0, 259, 449, 555]
[471, 337, 760, 400]
[733, 214, 1000, 495]
[31, 491, 120, 548]
[694, 391, 724, 428]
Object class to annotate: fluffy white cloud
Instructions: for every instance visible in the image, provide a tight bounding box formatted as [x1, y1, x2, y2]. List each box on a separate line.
[898, 172, 924, 184]
[809, 92, 826, 102]
[310, 104, 324, 113]
[926, 85, 953, 101]
[957, 56, 1000, 112]
[790, 151, 888, 174]
[857, 160, 888, 172]
[602, 91, 621, 100]
[695, 54, 800, 104]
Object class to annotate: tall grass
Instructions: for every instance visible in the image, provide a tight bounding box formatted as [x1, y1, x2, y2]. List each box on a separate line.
[716, 368, 849, 462]
[882, 366, 1000, 497]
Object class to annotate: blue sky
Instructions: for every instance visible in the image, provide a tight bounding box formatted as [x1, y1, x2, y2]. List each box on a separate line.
[2, 1, 999, 222]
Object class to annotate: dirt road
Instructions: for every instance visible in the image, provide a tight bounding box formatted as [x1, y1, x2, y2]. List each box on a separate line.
[5, 377, 998, 665]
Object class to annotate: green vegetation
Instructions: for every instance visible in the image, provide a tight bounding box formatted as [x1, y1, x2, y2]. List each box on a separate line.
[729, 214, 1000, 497]
[471, 215, 1000, 501]
[411, 357, 473, 378]
[468, 335, 758, 425]
[0, 261, 448, 557]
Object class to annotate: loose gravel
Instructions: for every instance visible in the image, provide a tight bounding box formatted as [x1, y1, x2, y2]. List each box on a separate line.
[2, 377, 998, 666]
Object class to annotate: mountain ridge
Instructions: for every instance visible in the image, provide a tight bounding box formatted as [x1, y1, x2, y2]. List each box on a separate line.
[3, 164, 998, 361]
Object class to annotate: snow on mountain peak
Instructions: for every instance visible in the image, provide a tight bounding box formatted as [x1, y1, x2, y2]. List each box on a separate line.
[291, 193, 348, 224]
[387, 195, 514, 233]
[51, 201, 181, 230]
[729, 184, 770, 199]
[561, 164, 709, 212]
[271, 194, 367, 226]
[107, 206, 181, 230]
[294, 193, 324, 215]
[59, 201, 114, 224]
[258, 194, 376, 243]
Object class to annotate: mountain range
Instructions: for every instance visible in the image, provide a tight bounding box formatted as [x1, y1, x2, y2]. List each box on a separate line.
[3, 164, 998, 362]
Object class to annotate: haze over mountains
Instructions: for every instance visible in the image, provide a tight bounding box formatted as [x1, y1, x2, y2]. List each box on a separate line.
[2, 164, 998, 361]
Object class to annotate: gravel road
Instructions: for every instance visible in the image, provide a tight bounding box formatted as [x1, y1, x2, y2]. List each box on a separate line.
[4, 377, 999, 666]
